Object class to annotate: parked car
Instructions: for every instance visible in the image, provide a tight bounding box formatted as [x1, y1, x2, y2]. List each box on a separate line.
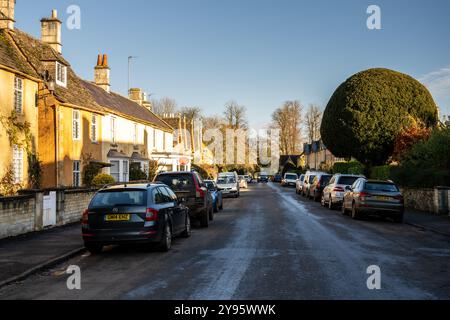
[238, 175, 248, 189]
[342, 179, 404, 223]
[281, 173, 298, 187]
[204, 180, 223, 213]
[258, 172, 269, 183]
[273, 173, 283, 183]
[322, 174, 365, 209]
[217, 175, 240, 198]
[295, 174, 305, 194]
[82, 183, 191, 254]
[244, 175, 253, 183]
[302, 171, 324, 197]
[154, 171, 213, 228]
[309, 173, 333, 201]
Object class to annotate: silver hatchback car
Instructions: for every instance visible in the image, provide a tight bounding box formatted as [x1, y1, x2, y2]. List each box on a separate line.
[342, 179, 405, 223]
[322, 174, 365, 209]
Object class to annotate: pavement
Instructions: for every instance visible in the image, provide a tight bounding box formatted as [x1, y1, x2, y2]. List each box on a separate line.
[0, 183, 449, 299]
[0, 223, 84, 287]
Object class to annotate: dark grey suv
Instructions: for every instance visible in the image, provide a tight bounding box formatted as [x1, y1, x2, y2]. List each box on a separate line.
[82, 183, 191, 254]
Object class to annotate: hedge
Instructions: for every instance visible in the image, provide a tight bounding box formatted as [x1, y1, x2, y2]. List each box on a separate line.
[332, 161, 364, 174]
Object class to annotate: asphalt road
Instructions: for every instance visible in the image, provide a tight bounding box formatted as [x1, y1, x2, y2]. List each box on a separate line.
[1, 183, 449, 300]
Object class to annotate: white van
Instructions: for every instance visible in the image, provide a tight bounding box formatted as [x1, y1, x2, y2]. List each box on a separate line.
[217, 172, 240, 198]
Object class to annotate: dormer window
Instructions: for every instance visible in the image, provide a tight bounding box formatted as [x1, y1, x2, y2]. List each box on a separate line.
[56, 62, 67, 87]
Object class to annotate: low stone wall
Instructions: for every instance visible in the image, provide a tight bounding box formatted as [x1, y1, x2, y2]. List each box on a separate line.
[61, 190, 97, 225]
[401, 188, 437, 214]
[0, 188, 98, 240]
[400, 187, 450, 215]
[0, 195, 38, 239]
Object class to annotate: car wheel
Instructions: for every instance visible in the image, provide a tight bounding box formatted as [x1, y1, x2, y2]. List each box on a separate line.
[213, 202, 219, 213]
[328, 197, 334, 210]
[351, 203, 360, 220]
[209, 205, 214, 221]
[85, 243, 103, 254]
[321, 194, 326, 206]
[219, 201, 223, 210]
[159, 223, 172, 252]
[200, 209, 209, 228]
[182, 214, 192, 238]
[341, 202, 347, 215]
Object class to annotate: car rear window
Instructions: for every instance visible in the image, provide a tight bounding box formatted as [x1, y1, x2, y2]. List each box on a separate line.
[365, 183, 399, 192]
[309, 175, 316, 183]
[156, 174, 194, 191]
[337, 176, 359, 186]
[90, 190, 147, 208]
[321, 175, 332, 184]
[286, 174, 297, 180]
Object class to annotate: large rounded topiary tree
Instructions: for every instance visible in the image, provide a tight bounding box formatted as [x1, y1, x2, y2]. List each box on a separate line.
[321, 68, 438, 166]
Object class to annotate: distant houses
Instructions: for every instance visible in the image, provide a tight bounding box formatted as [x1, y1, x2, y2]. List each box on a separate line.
[303, 140, 346, 171]
[0, 2, 195, 189]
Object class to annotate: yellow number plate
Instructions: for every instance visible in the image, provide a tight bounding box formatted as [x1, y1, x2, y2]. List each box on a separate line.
[105, 214, 131, 221]
[376, 196, 391, 201]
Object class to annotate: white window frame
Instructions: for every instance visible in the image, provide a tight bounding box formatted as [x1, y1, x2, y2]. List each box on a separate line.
[72, 110, 81, 140]
[110, 160, 120, 182]
[123, 160, 129, 182]
[55, 62, 67, 87]
[12, 145, 24, 184]
[91, 114, 98, 143]
[111, 117, 116, 144]
[14, 76, 23, 114]
[73, 161, 81, 187]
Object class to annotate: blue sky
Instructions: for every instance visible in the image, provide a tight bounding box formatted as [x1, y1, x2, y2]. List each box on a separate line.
[15, 0, 450, 125]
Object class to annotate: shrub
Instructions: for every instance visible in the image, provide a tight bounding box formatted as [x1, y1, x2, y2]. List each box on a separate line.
[321, 68, 438, 166]
[371, 165, 392, 181]
[130, 163, 148, 181]
[91, 174, 115, 186]
[391, 126, 450, 187]
[0, 166, 22, 196]
[332, 161, 364, 174]
[82, 162, 103, 187]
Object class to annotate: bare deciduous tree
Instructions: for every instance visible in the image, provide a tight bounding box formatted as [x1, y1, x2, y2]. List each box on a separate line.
[151, 97, 178, 116]
[224, 101, 248, 129]
[180, 106, 202, 122]
[304, 104, 322, 143]
[271, 100, 303, 155]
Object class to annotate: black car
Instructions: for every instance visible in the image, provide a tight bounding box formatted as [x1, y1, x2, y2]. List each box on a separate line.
[273, 173, 283, 183]
[258, 173, 269, 183]
[309, 174, 333, 202]
[82, 183, 191, 254]
[154, 171, 213, 228]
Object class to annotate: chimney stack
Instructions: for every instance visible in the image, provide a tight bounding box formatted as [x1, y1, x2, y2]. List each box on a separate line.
[41, 9, 62, 53]
[0, 0, 15, 30]
[94, 54, 111, 93]
[129, 88, 152, 111]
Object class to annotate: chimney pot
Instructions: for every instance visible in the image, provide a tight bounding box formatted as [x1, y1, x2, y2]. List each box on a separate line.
[94, 53, 111, 93]
[41, 9, 62, 54]
[52, 9, 57, 18]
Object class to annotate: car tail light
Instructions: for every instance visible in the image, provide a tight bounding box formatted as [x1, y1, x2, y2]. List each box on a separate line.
[194, 177, 205, 198]
[359, 192, 372, 200]
[394, 195, 404, 202]
[82, 209, 89, 228]
[145, 208, 159, 222]
[334, 187, 345, 192]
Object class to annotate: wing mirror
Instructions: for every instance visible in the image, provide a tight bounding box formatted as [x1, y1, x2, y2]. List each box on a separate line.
[345, 186, 352, 191]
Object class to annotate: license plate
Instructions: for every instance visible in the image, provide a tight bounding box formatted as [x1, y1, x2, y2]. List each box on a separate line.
[376, 196, 391, 201]
[105, 214, 130, 221]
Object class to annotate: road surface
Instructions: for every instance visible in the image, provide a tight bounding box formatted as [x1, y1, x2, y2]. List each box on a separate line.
[1, 183, 449, 300]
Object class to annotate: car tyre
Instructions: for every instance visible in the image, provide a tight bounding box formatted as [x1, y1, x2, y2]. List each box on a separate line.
[341, 203, 348, 215]
[200, 209, 209, 228]
[181, 214, 192, 238]
[158, 223, 172, 252]
[213, 202, 219, 213]
[328, 197, 334, 210]
[351, 203, 360, 220]
[209, 206, 214, 221]
[85, 243, 103, 254]
[219, 201, 223, 210]
[321, 194, 326, 207]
